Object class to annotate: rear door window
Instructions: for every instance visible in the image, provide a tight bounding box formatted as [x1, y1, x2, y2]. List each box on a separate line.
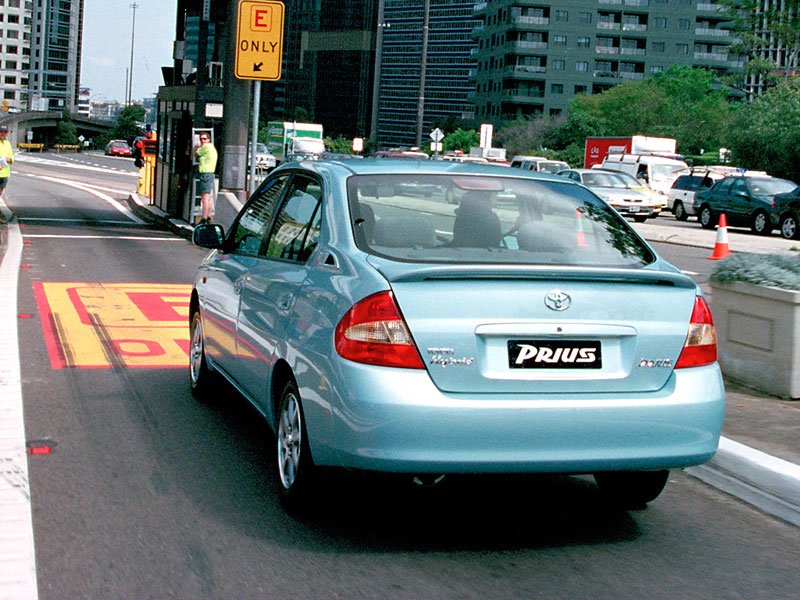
[263, 175, 323, 263]
[230, 175, 291, 257]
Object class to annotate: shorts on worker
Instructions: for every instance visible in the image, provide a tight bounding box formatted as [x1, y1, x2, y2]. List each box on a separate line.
[198, 172, 215, 195]
[0, 177, 8, 191]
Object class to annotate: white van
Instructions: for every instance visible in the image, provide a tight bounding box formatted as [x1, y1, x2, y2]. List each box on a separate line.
[599, 154, 688, 195]
[510, 155, 570, 174]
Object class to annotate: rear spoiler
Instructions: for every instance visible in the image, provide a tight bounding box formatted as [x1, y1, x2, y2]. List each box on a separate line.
[368, 260, 696, 289]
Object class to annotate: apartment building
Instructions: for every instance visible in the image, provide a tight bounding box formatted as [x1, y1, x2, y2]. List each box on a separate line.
[0, 0, 33, 112]
[28, 0, 85, 112]
[375, 0, 479, 148]
[471, 0, 744, 124]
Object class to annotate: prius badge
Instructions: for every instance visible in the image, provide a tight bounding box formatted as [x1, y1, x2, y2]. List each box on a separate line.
[544, 289, 571, 311]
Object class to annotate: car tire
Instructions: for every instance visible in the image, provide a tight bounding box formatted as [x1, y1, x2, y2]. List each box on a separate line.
[633, 215, 648, 223]
[779, 213, 799, 240]
[275, 380, 316, 509]
[594, 470, 669, 509]
[673, 201, 688, 221]
[751, 210, 772, 236]
[445, 186, 457, 204]
[189, 310, 218, 402]
[699, 205, 716, 230]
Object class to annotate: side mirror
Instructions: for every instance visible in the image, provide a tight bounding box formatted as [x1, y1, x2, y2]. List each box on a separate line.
[193, 223, 225, 248]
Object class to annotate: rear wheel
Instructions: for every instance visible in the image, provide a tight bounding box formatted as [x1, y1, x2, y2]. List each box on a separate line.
[632, 215, 648, 223]
[751, 210, 772, 235]
[189, 311, 218, 402]
[594, 470, 669, 509]
[780, 213, 799, 240]
[673, 201, 688, 221]
[699, 205, 716, 230]
[275, 380, 316, 509]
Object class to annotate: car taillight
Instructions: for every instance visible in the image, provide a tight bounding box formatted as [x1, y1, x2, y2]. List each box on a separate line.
[675, 296, 717, 369]
[335, 291, 424, 369]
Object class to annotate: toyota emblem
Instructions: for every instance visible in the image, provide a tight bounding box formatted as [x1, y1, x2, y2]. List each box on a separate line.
[544, 289, 571, 311]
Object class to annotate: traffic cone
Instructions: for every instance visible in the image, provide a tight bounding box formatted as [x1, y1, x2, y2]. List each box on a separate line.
[575, 208, 587, 247]
[708, 213, 731, 260]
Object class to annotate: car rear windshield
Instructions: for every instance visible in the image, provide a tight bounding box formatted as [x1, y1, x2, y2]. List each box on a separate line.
[348, 174, 655, 267]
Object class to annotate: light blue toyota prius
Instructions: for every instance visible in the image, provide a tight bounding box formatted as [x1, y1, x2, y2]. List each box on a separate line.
[190, 158, 725, 511]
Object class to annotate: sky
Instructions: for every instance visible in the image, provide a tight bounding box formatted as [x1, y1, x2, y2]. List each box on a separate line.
[80, 0, 177, 103]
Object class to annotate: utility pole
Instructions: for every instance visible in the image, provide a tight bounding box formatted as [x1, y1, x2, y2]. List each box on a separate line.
[415, 0, 430, 148]
[128, 2, 139, 105]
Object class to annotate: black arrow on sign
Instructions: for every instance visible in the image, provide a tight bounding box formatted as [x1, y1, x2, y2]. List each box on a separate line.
[253, 62, 263, 72]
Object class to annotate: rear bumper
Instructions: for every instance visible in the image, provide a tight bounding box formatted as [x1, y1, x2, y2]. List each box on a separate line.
[309, 363, 725, 474]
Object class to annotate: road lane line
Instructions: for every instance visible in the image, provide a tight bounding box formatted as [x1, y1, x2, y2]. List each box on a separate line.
[32, 176, 145, 224]
[19, 218, 136, 225]
[23, 234, 185, 241]
[0, 198, 39, 600]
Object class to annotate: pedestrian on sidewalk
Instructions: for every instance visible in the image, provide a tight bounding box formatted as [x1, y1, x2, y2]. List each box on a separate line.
[194, 132, 218, 223]
[0, 125, 14, 200]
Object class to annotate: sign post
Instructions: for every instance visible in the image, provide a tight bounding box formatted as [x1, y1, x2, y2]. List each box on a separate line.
[235, 0, 285, 197]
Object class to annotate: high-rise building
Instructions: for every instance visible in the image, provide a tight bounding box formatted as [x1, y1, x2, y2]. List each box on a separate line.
[0, 0, 33, 112]
[374, 0, 479, 148]
[28, 0, 85, 112]
[471, 0, 745, 124]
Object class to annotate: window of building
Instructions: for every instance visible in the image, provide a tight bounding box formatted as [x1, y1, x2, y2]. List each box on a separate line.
[575, 84, 588, 94]
[576, 61, 589, 72]
[652, 42, 665, 52]
[8, 14, 18, 23]
[553, 35, 567, 46]
[549, 108, 562, 116]
[579, 11, 593, 24]
[679, 19, 690, 30]
[577, 36, 591, 48]
[552, 59, 565, 71]
[676, 43, 689, 54]
[550, 83, 564, 94]
[555, 10, 568, 22]
[650, 65, 664, 73]
[654, 17, 667, 29]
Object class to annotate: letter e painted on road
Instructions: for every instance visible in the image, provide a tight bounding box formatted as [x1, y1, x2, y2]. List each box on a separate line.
[235, 0, 284, 81]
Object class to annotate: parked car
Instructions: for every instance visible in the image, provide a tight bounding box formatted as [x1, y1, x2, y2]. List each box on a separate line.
[667, 170, 728, 221]
[772, 185, 800, 240]
[104, 140, 132, 157]
[190, 159, 724, 511]
[510, 155, 569, 173]
[598, 168, 665, 215]
[557, 168, 658, 222]
[249, 142, 277, 170]
[694, 175, 798, 234]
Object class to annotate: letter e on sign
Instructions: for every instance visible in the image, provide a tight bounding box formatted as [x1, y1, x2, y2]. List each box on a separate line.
[251, 6, 272, 31]
[235, 0, 284, 81]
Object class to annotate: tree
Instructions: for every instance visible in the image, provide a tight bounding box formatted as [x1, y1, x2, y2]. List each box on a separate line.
[55, 110, 79, 146]
[113, 104, 146, 143]
[724, 79, 800, 182]
[720, 0, 800, 94]
[564, 66, 733, 155]
[494, 114, 566, 157]
[443, 128, 479, 153]
[324, 135, 354, 154]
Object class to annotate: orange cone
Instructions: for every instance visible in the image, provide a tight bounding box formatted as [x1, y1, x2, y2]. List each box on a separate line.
[708, 213, 731, 260]
[575, 208, 587, 247]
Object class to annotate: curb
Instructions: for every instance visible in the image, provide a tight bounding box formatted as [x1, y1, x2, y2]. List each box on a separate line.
[686, 437, 800, 527]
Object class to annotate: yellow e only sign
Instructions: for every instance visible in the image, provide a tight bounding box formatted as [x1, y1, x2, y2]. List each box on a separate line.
[235, 0, 285, 80]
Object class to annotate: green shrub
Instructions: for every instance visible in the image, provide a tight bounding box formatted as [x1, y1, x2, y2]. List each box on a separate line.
[711, 253, 800, 291]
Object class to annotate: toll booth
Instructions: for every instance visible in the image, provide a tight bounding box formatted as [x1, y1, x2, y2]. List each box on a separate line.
[137, 137, 158, 199]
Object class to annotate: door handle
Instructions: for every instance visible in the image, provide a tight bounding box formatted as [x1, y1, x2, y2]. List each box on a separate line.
[277, 293, 294, 312]
[233, 275, 250, 295]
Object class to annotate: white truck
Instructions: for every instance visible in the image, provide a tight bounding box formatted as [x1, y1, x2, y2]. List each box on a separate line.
[266, 122, 325, 164]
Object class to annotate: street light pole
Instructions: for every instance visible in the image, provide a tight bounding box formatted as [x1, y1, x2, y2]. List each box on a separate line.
[127, 2, 139, 105]
[415, 0, 430, 148]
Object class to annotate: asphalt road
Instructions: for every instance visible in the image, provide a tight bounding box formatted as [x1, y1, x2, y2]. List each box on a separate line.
[4, 154, 800, 599]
